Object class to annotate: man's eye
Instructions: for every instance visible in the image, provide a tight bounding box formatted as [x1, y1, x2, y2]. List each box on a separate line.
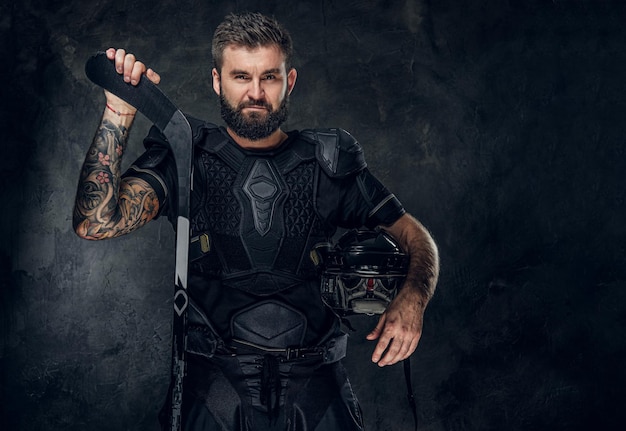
[235, 75, 249, 80]
[263, 75, 276, 80]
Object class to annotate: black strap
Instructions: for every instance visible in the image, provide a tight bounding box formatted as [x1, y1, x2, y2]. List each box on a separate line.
[85, 52, 192, 431]
[260, 354, 281, 425]
[230, 333, 348, 364]
[404, 357, 419, 431]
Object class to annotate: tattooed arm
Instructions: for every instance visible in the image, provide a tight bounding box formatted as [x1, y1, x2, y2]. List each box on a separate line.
[73, 48, 162, 240]
[73, 108, 160, 239]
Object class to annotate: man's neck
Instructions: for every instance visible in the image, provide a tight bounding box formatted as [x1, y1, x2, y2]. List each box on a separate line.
[226, 127, 288, 150]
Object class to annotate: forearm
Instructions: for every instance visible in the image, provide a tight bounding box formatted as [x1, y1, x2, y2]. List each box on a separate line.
[367, 213, 438, 365]
[383, 213, 439, 308]
[73, 108, 135, 239]
[73, 49, 164, 240]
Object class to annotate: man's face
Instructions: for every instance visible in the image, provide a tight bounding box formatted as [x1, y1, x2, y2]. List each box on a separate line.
[212, 45, 297, 141]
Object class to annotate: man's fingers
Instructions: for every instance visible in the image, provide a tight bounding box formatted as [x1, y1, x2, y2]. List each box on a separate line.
[130, 61, 148, 85]
[377, 337, 404, 367]
[123, 53, 138, 83]
[371, 333, 391, 364]
[366, 313, 386, 340]
[369, 311, 424, 366]
[114, 48, 126, 73]
[146, 69, 161, 85]
[380, 337, 415, 366]
[381, 325, 423, 366]
[106, 48, 158, 86]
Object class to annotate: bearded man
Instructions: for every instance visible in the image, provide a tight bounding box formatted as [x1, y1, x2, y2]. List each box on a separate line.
[73, 12, 439, 431]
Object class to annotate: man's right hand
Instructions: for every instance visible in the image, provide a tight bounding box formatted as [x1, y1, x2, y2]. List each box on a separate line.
[103, 48, 161, 115]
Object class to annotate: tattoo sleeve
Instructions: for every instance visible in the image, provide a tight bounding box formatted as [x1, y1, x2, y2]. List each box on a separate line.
[73, 117, 159, 239]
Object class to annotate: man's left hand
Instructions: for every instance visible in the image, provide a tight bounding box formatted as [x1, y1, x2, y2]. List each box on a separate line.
[366, 286, 425, 367]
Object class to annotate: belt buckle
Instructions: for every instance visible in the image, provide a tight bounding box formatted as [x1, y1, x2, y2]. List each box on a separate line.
[285, 347, 300, 361]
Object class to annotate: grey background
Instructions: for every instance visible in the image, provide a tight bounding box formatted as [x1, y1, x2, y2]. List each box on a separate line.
[1, 0, 625, 430]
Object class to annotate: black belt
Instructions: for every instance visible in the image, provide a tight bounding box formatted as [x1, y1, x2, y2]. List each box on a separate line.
[229, 333, 348, 364]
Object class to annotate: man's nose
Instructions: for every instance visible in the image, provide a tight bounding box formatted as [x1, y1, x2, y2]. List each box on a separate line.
[247, 79, 265, 100]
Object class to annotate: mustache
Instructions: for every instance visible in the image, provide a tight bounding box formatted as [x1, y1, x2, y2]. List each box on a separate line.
[238, 99, 272, 110]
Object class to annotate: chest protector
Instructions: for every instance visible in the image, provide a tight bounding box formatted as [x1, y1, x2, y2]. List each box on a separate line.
[188, 123, 366, 297]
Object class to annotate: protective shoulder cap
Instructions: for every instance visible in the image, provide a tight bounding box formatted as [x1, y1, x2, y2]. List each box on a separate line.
[300, 128, 367, 178]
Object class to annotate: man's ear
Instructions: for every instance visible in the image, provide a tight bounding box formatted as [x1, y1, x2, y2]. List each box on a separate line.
[287, 68, 297, 95]
[212, 68, 221, 96]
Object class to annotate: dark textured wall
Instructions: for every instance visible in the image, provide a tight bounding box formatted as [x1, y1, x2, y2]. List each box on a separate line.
[1, 0, 625, 430]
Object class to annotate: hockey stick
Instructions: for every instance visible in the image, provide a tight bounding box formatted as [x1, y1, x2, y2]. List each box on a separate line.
[85, 52, 191, 431]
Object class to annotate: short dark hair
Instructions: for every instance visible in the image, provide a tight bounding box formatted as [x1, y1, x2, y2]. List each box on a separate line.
[212, 12, 293, 72]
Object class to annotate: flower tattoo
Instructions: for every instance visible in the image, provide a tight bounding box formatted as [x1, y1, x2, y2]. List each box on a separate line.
[96, 172, 110, 184]
[98, 152, 111, 166]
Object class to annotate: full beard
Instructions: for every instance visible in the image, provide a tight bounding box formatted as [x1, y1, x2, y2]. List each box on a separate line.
[220, 94, 289, 141]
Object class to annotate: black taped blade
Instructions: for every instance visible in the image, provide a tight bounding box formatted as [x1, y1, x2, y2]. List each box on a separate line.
[85, 51, 177, 132]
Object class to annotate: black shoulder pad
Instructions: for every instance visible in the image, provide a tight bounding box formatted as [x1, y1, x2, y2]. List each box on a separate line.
[186, 116, 220, 144]
[141, 116, 222, 168]
[300, 128, 367, 178]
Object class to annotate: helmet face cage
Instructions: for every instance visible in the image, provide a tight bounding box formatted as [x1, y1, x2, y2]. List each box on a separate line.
[322, 274, 404, 316]
[312, 229, 409, 316]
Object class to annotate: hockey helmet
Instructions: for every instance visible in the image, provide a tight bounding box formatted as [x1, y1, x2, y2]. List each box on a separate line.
[311, 229, 409, 316]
